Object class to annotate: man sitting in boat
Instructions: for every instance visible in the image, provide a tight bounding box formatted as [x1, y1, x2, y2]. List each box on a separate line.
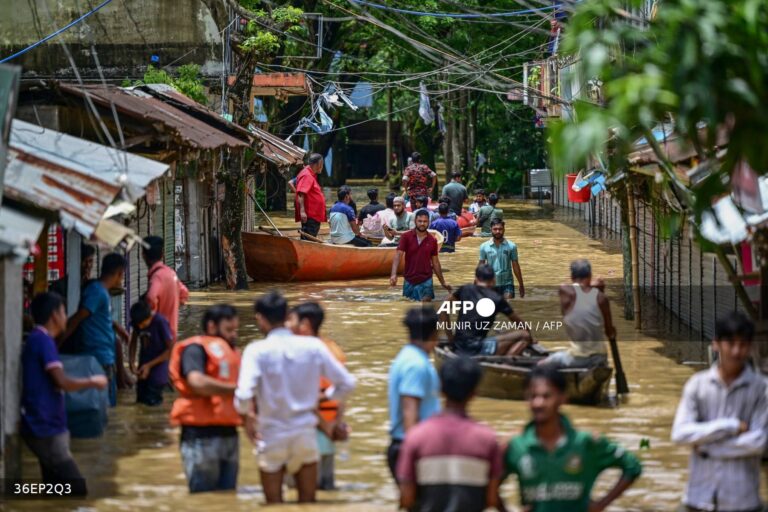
[412, 195, 439, 224]
[362, 192, 396, 240]
[328, 188, 372, 247]
[381, 197, 414, 247]
[539, 259, 615, 368]
[440, 264, 532, 357]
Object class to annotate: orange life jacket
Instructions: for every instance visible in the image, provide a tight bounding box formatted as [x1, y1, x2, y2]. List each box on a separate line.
[319, 338, 347, 423]
[169, 336, 242, 427]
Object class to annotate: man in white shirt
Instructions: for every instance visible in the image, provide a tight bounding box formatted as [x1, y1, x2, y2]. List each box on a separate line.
[235, 292, 356, 504]
[671, 311, 767, 512]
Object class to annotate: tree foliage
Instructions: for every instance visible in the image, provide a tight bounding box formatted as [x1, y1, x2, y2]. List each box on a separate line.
[549, 0, 768, 220]
[126, 64, 208, 105]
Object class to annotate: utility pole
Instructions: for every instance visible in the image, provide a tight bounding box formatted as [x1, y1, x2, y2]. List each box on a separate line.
[386, 83, 392, 179]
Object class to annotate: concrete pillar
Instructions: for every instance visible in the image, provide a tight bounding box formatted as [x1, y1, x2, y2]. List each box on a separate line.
[0, 257, 23, 480]
[65, 230, 81, 316]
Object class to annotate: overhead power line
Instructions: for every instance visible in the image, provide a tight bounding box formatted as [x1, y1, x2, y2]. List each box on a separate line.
[346, 0, 561, 18]
[0, 0, 115, 63]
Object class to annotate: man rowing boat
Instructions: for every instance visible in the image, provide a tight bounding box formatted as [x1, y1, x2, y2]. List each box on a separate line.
[439, 264, 532, 356]
[539, 259, 615, 368]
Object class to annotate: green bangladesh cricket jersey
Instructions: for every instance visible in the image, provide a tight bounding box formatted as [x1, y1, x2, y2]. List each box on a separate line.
[504, 415, 642, 512]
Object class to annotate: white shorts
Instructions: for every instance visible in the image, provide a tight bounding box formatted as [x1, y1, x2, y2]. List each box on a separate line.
[258, 430, 319, 474]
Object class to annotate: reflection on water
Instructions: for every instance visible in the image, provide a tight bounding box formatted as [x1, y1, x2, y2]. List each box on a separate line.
[14, 201, 739, 511]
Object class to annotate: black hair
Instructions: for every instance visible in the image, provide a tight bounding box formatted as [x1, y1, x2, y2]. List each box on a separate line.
[411, 151, 422, 163]
[438, 202, 449, 215]
[367, 188, 379, 201]
[308, 153, 323, 165]
[100, 253, 126, 278]
[438, 195, 450, 204]
[570, 259, 592, 280]
[715, 311, 755, 343]
[451, 171, 461, 180]
[475, 263, 495, 282]
[490, 218, 505, 228]
[201, 304, 238, 332]
[404, 306, 438, 341]
[338, 188, 350, 202]
[440, 356, 482, 402]
[385, 192, 396, 209]
[255, 291, 288, 324]
[30, 292, 64, 325]
[142, 236, 164, 265]
[414, 209, 431, 220]
[474, 188, 486, 196]
[525, 365, 567, 394]
[291, 302, 325, 335]
[130, 299, 153, 328]
[418, 195, 429, 206]
[81, 243, 96, 259]
[488, 193, 499, 206]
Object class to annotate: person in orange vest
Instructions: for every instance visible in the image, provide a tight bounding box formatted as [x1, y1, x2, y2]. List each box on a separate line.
[168, 304, 241, 493]
[287, 302, 350, 491]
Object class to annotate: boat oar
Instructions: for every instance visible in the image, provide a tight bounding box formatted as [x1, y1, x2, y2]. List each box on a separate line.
[298, 230, 326, 244]
[247, 190, 283, 237]
[609, 337, 630, 395]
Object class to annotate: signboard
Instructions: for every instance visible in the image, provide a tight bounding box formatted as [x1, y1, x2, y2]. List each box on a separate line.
[0, 64, 21, 209]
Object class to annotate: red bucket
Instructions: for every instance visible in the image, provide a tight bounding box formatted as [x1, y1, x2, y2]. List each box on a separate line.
[566, 173, 591, 203]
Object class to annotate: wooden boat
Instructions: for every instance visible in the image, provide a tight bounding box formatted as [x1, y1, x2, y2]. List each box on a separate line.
[435, 346, 612, 405]
[242, 230, 443, 282]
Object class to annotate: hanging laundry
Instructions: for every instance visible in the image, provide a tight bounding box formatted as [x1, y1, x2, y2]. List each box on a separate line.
[253, 98, 268, 123]
[303, 134, 310, 152]
[324, 147, 333, 177]
[419, 82, 435, 125]
[437, 102, 446, 134]
[350, 81, 374, 108]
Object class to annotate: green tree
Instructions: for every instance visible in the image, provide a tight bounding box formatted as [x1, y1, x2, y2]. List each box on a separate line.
[549, 0, 768, 315]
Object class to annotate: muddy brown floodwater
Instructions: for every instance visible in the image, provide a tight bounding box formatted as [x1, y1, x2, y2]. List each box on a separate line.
[13, 201, 762, 512]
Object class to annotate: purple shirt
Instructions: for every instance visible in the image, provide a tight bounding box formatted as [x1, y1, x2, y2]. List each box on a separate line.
[137, 313, 173, 386]
[429, 217, 462, 247]
[21, 327, 67, 438]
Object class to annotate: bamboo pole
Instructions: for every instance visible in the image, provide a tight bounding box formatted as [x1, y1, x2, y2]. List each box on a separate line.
[626, 178, 641, 329]
[713, 246, 758, 320]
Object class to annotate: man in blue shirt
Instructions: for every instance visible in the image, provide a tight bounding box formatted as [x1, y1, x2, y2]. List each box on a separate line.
[429, 202, 463, 253]
[22, 292, 108, 495]
[62, 253, 128, 406]
[386, 306, 441, 481]
[479, 219, 525, 299]
[328, 187, 372, 247]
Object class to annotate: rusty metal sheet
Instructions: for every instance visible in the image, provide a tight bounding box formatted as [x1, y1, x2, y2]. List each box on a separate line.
[57, 83, 250, 150]
[10, 119, 170, 202]
[141, 84, 305, 167]
[4, 146, 121, 237]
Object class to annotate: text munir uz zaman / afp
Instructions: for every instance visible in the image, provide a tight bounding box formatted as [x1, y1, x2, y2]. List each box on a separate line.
[436, 298, 562, 331]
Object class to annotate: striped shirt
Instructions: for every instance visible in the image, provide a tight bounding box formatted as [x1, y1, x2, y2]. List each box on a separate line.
[671, 363, 768, 511]
[397, 411, 502, 512]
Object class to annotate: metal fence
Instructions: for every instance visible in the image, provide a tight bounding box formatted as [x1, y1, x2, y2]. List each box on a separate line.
[553, 174, 745, 341]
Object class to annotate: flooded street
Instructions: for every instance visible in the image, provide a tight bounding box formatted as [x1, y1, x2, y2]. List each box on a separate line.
[13, 201, 724, 511]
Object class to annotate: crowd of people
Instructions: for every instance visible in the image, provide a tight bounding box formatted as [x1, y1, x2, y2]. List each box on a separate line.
[15, 151, 768, 511]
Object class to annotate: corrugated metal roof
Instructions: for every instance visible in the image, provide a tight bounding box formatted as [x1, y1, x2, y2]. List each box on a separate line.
[4, 145, 120, 236]
[140, 84, 305, 167]
[57, 83, 251, 151]
[10, 119, 170, 202]
[0, 206, 45, 262]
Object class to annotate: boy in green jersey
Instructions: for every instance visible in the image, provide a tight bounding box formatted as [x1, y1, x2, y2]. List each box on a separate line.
[502, 366, 642, 512]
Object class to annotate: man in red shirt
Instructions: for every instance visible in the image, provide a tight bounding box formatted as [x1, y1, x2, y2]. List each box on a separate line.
[390, 210, 451, 302]
[295, 153, 328, 239]
[143, 236, 189, 341]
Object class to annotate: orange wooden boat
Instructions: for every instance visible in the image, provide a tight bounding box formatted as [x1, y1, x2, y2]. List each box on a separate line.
[242, 230, 442, 282]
